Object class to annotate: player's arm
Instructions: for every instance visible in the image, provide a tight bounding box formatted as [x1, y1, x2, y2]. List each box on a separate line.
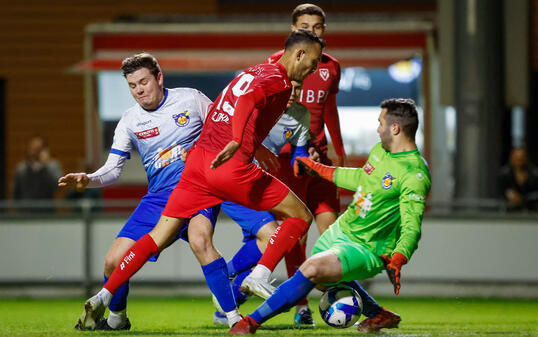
[383, 170, 431, 294]
[211, 87, 266, 169]
[324, 93, 347, 167]
[293, 157, 362, 192]
[289, 105, 311, 166]
[59, 117, 132, 191]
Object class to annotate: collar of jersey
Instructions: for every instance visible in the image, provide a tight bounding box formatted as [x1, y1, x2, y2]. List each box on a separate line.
[144, 88, 168, 112]
[389, 148, 419, 158]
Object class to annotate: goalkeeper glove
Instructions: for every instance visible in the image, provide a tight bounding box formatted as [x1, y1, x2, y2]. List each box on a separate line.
[293, 157, 335, 182]
[380, 252, 408, 295]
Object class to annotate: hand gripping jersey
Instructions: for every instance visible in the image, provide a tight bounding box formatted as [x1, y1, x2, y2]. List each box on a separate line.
[266, 50, 344, 158]
[262, 102, 310, 155]
[197, 63, 292, 162]
[333, 143, 432, 260]
[89, 88, 212, 193]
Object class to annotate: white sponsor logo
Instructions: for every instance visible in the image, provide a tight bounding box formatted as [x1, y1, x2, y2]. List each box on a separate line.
[409, 193, 425, 201]
[211, 111, 230, 123]
[319, 68, 330, 81]
[300, 89, 327, 104]
[120, 251, 136, 270]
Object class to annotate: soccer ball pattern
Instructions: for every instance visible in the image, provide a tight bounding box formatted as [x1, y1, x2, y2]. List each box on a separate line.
[319, 285, 362, 328]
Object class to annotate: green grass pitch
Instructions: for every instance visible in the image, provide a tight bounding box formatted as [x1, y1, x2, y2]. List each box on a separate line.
[0, 296, 537, 336]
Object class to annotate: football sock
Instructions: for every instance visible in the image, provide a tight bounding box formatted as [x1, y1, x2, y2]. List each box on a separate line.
[104, 234, 159, 295]
[107, 309, 127, 329]
[232, 269, 251, 306]
[225, 309, 242, 328]
[249, 264, 271, 280]
[295, 304, 309, 314]
[202, 257, 237, 312]
[95, 288, 113, 307]
[257, 217, 309, 272]
[343, 281, 382, 318]
[284, 242, 308, 306]
[104, 275, 129, 312]
[227, 239, 262, 277]
[249, 270, 315, 324]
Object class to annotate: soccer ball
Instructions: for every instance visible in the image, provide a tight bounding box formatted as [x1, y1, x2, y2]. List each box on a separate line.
[319, 285, 362, 328]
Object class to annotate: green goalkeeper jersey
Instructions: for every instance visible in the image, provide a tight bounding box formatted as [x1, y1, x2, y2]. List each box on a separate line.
[334, 142, 431, 260]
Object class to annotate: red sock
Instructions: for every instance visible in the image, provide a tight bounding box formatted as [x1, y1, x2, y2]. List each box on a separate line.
[104, 234, 159, 295]
[258, 217, 309, 272]
[284, 243, 306, 278]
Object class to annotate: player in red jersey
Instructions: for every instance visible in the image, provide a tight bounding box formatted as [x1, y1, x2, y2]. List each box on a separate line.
[76, 29, 325, 330]
[242, 4, 344, 325]
[266, 4, 344, 235]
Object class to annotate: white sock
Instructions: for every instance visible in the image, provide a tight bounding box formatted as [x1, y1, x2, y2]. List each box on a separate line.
[295, 304, 308, 313]
[249, 265, 271, 281]
[107, 309, 127, 329]
[96, 288, 113, 306]
[225, 309, 242, 328]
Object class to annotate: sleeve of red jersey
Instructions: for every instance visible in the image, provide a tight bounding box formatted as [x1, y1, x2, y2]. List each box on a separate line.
[231, 87, 267, 144]
[324, 93, 346, 157]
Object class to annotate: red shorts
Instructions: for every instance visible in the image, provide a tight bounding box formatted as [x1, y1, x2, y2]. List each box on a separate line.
[163, 146, 290, 219]
[280, 154, 339, 215]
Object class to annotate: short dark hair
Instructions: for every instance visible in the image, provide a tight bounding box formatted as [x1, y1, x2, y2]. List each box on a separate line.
[380, 98, 419, 140]
[285, 29, 326, 51]
[121, 52, 161, 78]
[292, 3, 326, 25]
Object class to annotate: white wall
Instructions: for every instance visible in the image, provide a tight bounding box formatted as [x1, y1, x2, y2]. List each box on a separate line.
[1, 216, 537, 295]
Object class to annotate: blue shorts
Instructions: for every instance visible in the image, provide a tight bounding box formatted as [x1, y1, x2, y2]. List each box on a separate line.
[221, 201, 276, 242]
[118, 190, 220, 261]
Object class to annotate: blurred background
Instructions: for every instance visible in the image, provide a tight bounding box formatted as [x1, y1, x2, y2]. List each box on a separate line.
[0, 0, 536, 298]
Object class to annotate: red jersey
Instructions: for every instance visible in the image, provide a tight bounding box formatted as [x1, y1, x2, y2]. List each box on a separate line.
[198, 63, 292, 163]
[266, 50, 344, 158]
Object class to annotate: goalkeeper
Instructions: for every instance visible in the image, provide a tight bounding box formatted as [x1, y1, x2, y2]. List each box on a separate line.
[230, 98, 431, 335]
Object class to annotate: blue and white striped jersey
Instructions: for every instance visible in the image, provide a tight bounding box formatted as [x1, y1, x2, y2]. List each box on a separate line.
[109, 88, 211, 193]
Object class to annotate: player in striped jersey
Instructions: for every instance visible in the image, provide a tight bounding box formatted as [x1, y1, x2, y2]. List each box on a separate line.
[60, 53, 221, 330]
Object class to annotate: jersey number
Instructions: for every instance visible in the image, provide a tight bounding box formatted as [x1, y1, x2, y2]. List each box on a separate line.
[215, 73, 255, 116]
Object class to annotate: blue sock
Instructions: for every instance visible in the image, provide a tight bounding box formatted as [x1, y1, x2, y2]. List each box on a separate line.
[232, 269, 251, 307]
[202, 257, 236, 312]
[343, 281, 382, 318]
[227, 239, 262, 277]
[250, 270, 315, 324]
[105, 274, 129, 312]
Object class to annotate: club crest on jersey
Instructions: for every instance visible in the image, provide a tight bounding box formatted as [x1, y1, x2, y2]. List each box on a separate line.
[364, 162, 375, 175]
[284, 128, 294, 139]
[173, 111, 190, 127]
[319, 68, 330, 81]
[382, 172, 396, 189]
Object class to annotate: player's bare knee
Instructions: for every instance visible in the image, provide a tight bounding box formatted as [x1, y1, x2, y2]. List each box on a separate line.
[104, 253, 121, 276]
[299, 259, 321, 282]
[189, 234, 213, 256]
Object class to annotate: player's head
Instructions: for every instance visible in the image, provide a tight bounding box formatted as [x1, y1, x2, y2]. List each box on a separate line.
[287, 81, 303, 108]
[283, 29, 324, 82]
[121, 52, 165, 110]
[377, 98, 419, 151]
[291, 3, 326, 38]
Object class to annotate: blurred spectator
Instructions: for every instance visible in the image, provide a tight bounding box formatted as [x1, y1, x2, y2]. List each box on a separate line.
[498, 147, 538, 211]
[12, 136, 63, 209]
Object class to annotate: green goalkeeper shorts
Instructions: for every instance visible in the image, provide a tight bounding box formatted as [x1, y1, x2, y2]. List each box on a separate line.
[311, 222, 384, 282]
